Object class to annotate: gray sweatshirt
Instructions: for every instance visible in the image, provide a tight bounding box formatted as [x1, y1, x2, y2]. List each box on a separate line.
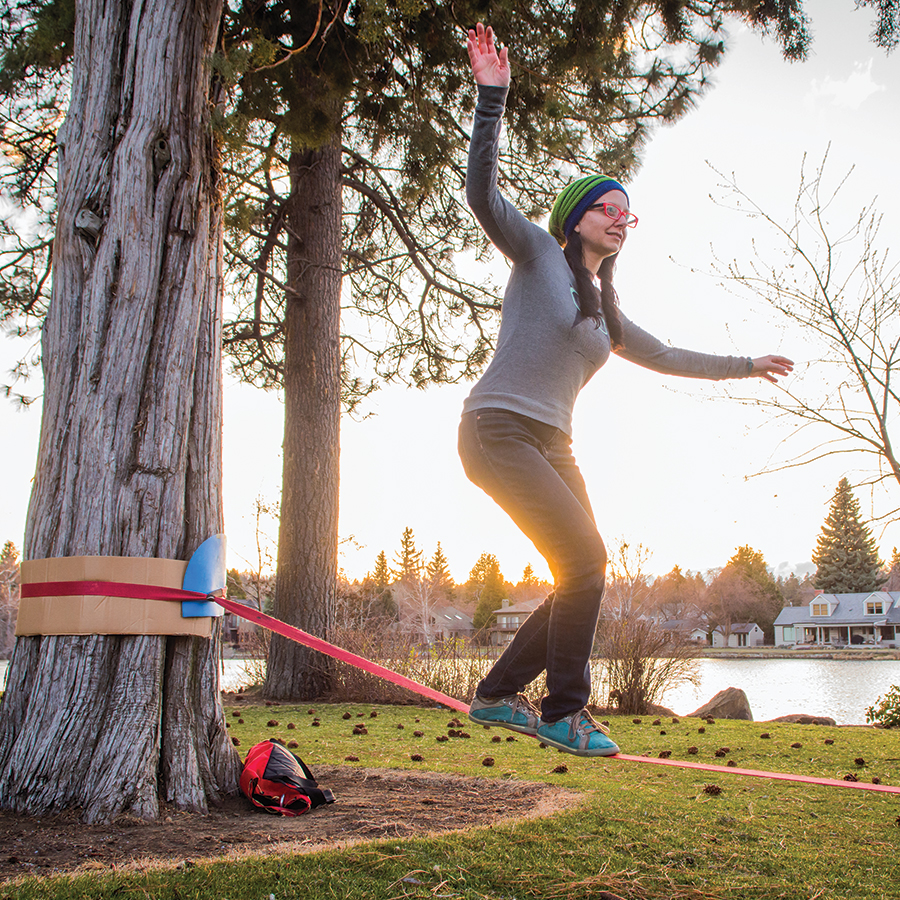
[462, 85, 751, 436]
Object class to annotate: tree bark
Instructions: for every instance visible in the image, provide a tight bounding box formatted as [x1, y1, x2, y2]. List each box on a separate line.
[0, 0, 240, 823]
[264, 135, 342, 701]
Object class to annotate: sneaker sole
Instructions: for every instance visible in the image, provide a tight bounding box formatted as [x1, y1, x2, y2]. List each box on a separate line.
[536, 732, 620, 757]
[468, 712, 538, 736]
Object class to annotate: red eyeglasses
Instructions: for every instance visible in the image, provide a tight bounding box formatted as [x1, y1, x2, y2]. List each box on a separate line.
[586, 202, 638, 228]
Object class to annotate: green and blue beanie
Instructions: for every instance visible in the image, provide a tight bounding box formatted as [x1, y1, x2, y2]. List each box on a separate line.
[548, 175, 628, 246]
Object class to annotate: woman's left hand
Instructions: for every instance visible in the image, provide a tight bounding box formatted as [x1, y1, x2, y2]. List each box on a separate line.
[750, 355, 794, 384]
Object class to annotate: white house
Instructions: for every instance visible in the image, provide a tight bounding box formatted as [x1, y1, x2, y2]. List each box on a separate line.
[712, 622, 765, 648]
[774, 591, 900, 647]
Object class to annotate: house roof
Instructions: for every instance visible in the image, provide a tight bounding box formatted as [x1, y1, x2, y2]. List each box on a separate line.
[496, 598, 542, 617]
[774, 591, 900, 627]
[714, 622, 761, 634]
[661, 618, 707, 632]
[433, 606, 474, 629]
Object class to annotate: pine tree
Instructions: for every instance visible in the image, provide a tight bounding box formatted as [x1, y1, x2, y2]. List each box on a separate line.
[883, 547, 900, 591]
[426, 543, 453, 600]
[521, 563, 538, 586]
[372, 551, 391, 591]
[469, 553, 506, 634]
[812, 478, 885, 593]
[392, 527, 423, 584]
[364, 551, 396, 621]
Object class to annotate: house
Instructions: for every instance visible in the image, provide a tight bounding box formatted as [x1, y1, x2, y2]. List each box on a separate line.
[431, 606, 474, 642]
[660, 618, 709, 644]
[774, 591, 900, 647]
[492, 597, 542, 647]
[712, 622, 765, 648]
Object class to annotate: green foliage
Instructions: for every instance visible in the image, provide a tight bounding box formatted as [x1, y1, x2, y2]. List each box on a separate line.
[371, 550, 391, 590]
[812, 478, 885, 594]
[225, 567, 247, 599]
[469, 552, 505, 632]
[866, 684, 900, 728]
[2, 0, 885, 408]
[215, 0, 823, 401]
[0, 0, 74, 93]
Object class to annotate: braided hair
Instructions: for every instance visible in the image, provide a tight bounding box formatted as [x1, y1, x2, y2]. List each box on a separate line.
[563, 233, 624, 350]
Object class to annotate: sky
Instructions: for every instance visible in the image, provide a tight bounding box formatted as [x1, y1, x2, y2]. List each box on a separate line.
[2, 0, 899, 586]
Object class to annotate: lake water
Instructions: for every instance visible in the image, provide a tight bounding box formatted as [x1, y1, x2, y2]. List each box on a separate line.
[4, 656, 900, 725]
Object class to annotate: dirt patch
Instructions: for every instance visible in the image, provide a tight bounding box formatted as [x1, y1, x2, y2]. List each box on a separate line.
[0, 767, 577, 883]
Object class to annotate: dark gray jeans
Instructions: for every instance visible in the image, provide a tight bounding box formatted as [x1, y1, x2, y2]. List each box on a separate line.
[458, 408, 606, 722]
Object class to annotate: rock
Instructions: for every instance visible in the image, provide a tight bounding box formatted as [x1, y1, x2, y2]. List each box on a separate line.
[768, 714, 836, 726]
[688, 687, 753, 721]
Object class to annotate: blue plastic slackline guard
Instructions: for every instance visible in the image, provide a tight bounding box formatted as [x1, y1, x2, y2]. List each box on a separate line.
[181, 534, 226, 618]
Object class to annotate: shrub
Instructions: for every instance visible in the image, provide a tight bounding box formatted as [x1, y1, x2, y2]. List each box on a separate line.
[866, 684, 900, 728]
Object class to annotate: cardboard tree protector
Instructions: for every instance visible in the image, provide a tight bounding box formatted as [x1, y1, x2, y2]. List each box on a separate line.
[16, 534, 226, 637]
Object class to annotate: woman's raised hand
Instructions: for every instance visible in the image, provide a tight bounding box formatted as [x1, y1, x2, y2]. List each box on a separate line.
[750, 355, 795, 384]
[467, 23, 510, 87]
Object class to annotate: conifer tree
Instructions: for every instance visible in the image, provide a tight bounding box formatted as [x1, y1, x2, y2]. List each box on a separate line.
[372, 550, 391, 591]
[392, 527, 423, 584]
[426, 542, 453, 600]
[812, 478, 885, 593]
[363, 550, 396, 620]
[6, 0, 893, 700]
[469, 552, 505, 634]
[886, 548, 900, 591]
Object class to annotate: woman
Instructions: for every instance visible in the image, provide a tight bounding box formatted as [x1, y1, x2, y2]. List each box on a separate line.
[460, 24, 793, 757]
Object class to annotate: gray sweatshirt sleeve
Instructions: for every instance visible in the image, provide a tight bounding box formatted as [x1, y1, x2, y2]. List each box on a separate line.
[466, 85, 555, 264]
[617, 313, 752, 380]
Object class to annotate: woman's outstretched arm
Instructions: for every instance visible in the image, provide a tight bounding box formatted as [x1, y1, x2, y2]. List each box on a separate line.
[464, 23, 553, 264]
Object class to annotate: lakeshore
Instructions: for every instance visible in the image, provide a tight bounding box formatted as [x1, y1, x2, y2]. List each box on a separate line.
[694, 646, 900, 661]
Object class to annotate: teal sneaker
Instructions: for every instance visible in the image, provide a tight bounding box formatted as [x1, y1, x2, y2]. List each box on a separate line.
[536, 708, 620, 757]
[468, 693, 541, 735]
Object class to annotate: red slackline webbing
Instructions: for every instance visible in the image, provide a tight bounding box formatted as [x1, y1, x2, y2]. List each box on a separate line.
[22, 579, 900, 795]
[21, 581, 469, 715]
[216, 595, 471, 715]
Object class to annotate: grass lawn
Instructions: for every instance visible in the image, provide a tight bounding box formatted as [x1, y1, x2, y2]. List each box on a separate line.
[4, 703, 900, 900]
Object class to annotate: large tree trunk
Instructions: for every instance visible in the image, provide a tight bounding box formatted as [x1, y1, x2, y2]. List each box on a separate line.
[264, 135, 342, 700]
[0, 0, 240, 823]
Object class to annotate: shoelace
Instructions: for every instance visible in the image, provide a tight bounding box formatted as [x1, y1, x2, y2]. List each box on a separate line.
[510, 694, 540, 721]
[569, 709, 610, 740]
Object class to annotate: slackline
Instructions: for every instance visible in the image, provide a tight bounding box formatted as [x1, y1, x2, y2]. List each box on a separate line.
[22, 579, 900, 796]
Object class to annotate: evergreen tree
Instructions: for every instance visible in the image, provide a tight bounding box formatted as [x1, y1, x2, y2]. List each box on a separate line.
[521, 563, 538, 586]
[426, 542, 453, 600]
[469, 552, 505, 634]
[372, 551, 391, 591]
[392, 527, 423, 584]
[360, 551, 397, 622]
[0, 0, 239, 821]
[886, 548, 900, 592]
[812, 478, 885, 593]
[5, 1, 893, 698]
[226, 568, 248, 600]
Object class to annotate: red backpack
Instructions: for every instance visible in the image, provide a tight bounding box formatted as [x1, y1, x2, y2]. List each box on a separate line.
[240, 740, 336, 816]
